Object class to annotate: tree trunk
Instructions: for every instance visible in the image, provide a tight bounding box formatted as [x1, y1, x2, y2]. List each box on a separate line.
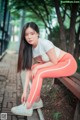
[17, 10, 25, 53]
[74, 24, 80, 59]
[68, 4, 78, 55]
[54, 0, 66, 51]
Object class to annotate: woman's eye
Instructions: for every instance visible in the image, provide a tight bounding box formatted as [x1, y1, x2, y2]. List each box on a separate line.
[31, 33, 34, 35]
[25, 32, 34, 36]
[25, 33, 28, 36]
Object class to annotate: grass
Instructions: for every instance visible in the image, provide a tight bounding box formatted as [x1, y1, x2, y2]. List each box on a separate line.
[52, 111, 62, 120]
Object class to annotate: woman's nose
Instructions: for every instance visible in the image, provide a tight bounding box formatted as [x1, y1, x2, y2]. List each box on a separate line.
[28, 34, 31, 38]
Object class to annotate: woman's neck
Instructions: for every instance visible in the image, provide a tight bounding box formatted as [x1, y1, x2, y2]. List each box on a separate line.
[33, 38, 39, 48]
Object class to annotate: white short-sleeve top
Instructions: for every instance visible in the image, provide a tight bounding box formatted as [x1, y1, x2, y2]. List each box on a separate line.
[32, 38, 61, 62]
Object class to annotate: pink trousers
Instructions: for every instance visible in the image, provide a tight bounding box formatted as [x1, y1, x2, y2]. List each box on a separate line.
[27, 53, 77, 105]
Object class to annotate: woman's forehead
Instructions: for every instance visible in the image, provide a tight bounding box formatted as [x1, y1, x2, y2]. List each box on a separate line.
[25, 27, 35, 33]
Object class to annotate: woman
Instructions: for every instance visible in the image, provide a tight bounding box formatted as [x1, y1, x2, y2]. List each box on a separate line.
[11, 22, 77, 116]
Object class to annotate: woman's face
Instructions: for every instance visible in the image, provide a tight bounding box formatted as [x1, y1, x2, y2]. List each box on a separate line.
[25, 27, 39, 47]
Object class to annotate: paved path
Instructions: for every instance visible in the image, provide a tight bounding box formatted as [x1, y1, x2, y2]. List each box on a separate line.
[0, 52, 40, 120]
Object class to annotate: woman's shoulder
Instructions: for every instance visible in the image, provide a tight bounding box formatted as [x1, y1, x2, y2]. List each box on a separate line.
[39, 38, 54, 46]
[39, 38, 55, 52]
[39, 38, 52, 42]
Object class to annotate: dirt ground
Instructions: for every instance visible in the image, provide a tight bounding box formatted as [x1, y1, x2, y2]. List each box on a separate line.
[41, 78, 78, 120]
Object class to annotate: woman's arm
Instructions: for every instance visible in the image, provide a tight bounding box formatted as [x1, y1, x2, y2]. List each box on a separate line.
[23, 70, 32, 93]
[32, 48, 58, 77]
[37, 48, 58, 69]
[37, 61, 55, 69]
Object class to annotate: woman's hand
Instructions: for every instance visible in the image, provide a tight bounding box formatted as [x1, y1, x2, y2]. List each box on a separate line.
[21, 91, 27, 104]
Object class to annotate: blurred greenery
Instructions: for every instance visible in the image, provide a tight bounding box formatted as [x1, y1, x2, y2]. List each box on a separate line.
[77, 59, 80, 73]
[52, 111, 62, 120]
[7, 0, 80, 58]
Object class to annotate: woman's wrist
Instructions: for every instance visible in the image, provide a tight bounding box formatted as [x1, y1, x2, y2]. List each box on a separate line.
[23, 88, 27, 94]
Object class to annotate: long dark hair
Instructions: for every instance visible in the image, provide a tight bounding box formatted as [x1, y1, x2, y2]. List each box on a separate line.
[17, 22, 39, 72]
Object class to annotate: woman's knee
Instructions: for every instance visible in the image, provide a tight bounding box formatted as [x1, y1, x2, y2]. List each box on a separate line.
[36, 69, 45, 78]
[31, 63, 39, 69]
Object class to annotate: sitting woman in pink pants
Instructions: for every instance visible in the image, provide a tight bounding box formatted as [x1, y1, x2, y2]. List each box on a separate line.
[11, 22, 77, 116]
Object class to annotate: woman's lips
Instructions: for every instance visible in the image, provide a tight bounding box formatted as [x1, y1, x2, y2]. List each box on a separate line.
[28, 40, 33, 43]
